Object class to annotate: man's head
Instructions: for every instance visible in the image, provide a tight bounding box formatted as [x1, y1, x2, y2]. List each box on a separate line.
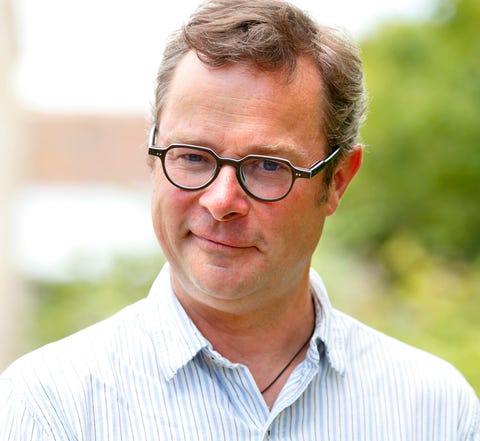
[152, 0, 367, 190]
[149, 0, 365, 314]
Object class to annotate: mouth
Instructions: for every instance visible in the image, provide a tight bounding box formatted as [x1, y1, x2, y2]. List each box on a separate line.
[191, 232, 252, 251]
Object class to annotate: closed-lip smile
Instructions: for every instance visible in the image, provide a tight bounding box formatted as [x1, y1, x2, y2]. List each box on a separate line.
[191, 232, 251, 250]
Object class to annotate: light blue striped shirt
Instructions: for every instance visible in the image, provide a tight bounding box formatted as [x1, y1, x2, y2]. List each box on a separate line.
[1, 264, 478, 440]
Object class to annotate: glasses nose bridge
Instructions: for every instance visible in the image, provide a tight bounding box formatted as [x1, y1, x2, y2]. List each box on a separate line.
[214, 155, 245, 183]
[216, 155, 243, 171]
[206, 154, 254, 200]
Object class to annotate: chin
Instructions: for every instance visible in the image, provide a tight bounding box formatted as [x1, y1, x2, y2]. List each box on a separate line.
[195, 265, 262, 299]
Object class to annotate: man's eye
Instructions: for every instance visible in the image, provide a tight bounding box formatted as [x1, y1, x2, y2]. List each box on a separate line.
[184, 153, 204, 162]
[261, 160, 281, 172]
[177, 151, 213, 166]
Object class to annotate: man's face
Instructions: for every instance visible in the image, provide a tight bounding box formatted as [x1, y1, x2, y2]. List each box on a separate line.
[151, 52, 355, 313]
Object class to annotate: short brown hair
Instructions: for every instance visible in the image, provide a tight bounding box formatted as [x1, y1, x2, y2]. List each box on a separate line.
[152, 0, 367, 185]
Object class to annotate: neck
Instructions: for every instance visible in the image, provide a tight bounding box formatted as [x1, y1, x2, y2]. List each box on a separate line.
[173, 275, 316, 409]
[174, 276, 315, 365]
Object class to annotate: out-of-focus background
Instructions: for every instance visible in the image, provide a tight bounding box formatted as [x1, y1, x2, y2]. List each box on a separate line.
[1, 0, 478, 393]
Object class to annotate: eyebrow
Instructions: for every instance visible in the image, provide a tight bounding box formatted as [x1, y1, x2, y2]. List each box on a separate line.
[250, 143, 307, 163]
[164, 135, 308, 164]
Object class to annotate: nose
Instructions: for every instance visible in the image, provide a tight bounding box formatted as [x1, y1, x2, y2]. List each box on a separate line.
[198, 165, 250, 221]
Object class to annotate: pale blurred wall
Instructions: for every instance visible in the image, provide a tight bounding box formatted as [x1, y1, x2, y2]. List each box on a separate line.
[0, 0, 30, 370]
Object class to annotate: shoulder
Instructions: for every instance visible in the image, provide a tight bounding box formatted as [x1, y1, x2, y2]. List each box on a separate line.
[333, 308, 465, 382]
[1, 297, 152, 423]
[0, 294, 168, 437]
[0, 267, 180, 438]
[331, 309, 479, 432]
[1, 264, 179, 409]
[311, 267, 477, 401]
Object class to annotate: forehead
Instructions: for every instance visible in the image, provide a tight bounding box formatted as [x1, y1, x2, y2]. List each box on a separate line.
[158, 51, 326, 159]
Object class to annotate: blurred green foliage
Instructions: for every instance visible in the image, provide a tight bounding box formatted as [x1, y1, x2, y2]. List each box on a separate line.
[333, 0, 480, 260]
[29, 0, 479, 395]
[30, 254, 164, 346]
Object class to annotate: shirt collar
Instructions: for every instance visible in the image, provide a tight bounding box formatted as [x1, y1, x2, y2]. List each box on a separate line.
[308, 268, 347, 376]
[143, 263, 211, 381]
[143, 264, 347, 380]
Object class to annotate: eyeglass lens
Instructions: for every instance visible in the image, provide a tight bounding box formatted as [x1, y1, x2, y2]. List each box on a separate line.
[163, 146, 293, 201]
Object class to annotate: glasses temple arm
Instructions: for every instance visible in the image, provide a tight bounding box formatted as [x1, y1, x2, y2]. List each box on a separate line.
[309, 146, 342, 178]
[148, 124, 158, 147]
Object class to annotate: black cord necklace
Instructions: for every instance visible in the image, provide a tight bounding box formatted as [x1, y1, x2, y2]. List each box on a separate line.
[260, 332, 312, 394]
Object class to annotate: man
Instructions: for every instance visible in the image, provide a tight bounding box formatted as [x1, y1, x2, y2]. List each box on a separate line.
[1, 0, 478, 439]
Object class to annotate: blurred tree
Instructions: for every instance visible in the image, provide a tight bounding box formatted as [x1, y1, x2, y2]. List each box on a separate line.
[333, 0, 480, 261]
[30, 254, 164, 346]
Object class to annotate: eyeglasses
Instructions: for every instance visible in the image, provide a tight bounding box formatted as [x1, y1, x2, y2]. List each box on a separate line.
[148, 124, 341, 202]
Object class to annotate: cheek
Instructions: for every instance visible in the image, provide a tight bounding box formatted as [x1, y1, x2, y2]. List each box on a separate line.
[150, 188, 167, 247]
[151, 173, 179, 239]
[151, 164, 177, 212]
[150, 172, 165, 224]
[277, 191, 327, 249]
[151, 176, 195, 242]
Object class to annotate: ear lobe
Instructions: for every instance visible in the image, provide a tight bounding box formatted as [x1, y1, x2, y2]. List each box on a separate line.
[326, 145, 362, 216]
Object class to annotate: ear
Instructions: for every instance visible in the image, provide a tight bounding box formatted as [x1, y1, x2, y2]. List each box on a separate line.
[326, 145, 362, 216]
